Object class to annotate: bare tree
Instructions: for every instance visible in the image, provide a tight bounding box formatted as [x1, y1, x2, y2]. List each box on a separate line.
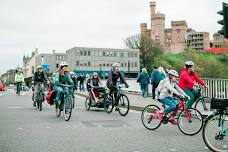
[124, 34, 163, 71]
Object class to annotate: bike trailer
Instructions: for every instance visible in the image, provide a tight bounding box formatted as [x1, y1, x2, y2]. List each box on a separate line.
[210, 98, 228, 110]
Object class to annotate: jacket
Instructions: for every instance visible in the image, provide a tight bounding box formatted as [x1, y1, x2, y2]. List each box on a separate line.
[54, 72, 73, 85]
[178, 68, 205, 90]
[137, 72, 150, 85]
[151, 69, 162, 85]
[159, 77, 187, 99]
[15, 73, 24, 83]
[106, 71, 128, 87]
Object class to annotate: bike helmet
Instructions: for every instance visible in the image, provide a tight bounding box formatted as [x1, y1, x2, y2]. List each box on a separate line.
[60, 61, 68, 68]
[69, 72, 75, 75]
[185, 61, 194, 67]
[37, 65, 42, 69]
[112, 63, 120, 68]
[92, 72, 98, 76]
[168, 70, 179, 77]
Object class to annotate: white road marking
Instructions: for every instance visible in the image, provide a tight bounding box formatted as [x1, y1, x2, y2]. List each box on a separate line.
[17, 127, 23, 130]
[170, 148, 176, 151]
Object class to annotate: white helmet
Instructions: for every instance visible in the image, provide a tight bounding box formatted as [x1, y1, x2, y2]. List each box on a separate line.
[60, 61, 68, 68]
[92, 72, 98, 76]
[168, 70, 179, 77]
[69, 72, 75, 75]
[112, 63, 120, 68]
[37, 65, 42, 69]
[185, 61, 194, 66]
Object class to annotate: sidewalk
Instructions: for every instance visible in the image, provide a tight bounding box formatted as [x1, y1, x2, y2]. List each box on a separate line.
[76, 91, 162, 111]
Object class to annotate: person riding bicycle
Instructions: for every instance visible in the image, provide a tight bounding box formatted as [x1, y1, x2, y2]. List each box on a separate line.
[32, 65, 49, 107]
[15, 69, 24, 95]
[178, 61, 208, 109]
[54, 61, 74, 107]
[157, 70, 190, 125]
[106, 63, 129, 105]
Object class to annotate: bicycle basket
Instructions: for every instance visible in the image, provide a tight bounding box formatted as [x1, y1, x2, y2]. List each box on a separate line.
[210, 98, 228, 110]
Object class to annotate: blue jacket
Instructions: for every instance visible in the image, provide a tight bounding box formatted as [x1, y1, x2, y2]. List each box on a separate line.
[151, 69, 162, 85]
[137, 72, 150, 85]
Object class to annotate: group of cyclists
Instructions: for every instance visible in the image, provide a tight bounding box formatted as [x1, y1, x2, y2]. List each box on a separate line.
[16, 59, 208, 122]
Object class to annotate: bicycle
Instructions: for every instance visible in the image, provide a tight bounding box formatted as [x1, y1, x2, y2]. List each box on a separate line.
[193, 85, 210, 114]
[107, 83, 130, 116]
[202, 98, 228, 152]
[34, 82, 45, 111]
[141, 97, 203, 136]
[85, 85, 113, 113]
[55, 84, 74, 121]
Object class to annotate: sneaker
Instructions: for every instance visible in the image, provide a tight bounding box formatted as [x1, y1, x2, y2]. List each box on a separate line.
[167, 114, 178, 125]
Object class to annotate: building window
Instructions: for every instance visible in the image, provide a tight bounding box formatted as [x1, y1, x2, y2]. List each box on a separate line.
[124, 63, 127, 67]
[120, 53, 124, 57]
[88, 51, 91, 56]
[84, 51, 87, 56]
[84, 63, 87, 66]
[121, 63, 123, 67]
[88, 61, 91, 66]
[114, 52, 117, 57]
[103, 52, 106, 56]
[103, 63, 105, 67]
[80, 51, 83, 56]
[56, 64, 59, 68]
[76, 61, 79, 66]
[135, 62, 137, 67]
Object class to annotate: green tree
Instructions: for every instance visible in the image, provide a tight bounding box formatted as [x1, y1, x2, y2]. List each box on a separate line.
[124, 34, 164, 72]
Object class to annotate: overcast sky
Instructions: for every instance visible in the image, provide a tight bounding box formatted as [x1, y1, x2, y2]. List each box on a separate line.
[0, 0, 226, 74]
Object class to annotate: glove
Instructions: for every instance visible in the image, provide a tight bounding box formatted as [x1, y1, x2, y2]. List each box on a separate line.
[125, 84, 129, 88]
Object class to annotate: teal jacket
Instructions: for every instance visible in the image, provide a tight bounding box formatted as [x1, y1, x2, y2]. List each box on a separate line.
[137, 72, 150, 85]
[55, 72, 73, 85]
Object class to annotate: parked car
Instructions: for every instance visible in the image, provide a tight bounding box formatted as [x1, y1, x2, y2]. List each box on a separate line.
[0, 82, 6, 91]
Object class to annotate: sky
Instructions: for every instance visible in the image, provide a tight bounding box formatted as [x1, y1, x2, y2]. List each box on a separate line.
[0, 0, 226, 74]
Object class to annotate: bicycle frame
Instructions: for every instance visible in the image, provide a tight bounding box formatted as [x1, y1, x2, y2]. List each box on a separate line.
[195, 86, 208, 110]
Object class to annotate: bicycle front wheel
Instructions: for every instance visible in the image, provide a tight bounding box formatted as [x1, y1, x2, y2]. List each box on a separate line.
[141, 105, 161, 130]
[56, 104, 61, 117]
[202, 113, 228, 152]
[64, 96, 72, 121]
[104, 96, 114, 113]
[178, 108, 203, 136]
[117, 94, 130, 116]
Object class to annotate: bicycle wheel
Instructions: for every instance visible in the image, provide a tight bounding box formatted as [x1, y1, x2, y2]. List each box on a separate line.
[202, 113, 228, 152]
[64, 96, 72, 121]
[194, 98, 210, 115]
[141, 105, 161, 130]
[117, 94, 130, 116]
[56, 104, 61, 117]
[72, 95, 75, 108]
[85, 97, 91, 111]
[104, 96, 114, 113]
[177, 108, 203, 136]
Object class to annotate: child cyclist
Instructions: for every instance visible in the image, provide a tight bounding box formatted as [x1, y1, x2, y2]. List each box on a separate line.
[157, 70, 190, 125]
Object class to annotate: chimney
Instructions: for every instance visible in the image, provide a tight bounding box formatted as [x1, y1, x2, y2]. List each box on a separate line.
[150, 1, 156, 16]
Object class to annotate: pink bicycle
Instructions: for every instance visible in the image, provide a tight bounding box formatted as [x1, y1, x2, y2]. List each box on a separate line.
[141, 97, 203, 136]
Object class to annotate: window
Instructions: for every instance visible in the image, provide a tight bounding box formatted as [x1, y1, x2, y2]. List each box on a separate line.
[114, 52, 117, 57]
[120, 53, 124, 57]
[103, 63, 105, 67]
[121, 63, 123, 67]
[106, 64, 109, 67]
[103, 52, 106, 56]
[88, 51, 91, 56]
[80, 51, 83, 56]
[56, 64, 59, 68]
[88, 61, 91, 66]
[84, 51, 87, 56]
[124, 63, 127, 67]
[76, 61, 79, 66]
[84, 63, 87, 66]
[135, 62, 137, 67]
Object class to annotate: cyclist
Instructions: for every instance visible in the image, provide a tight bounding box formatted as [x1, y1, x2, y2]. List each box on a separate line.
[87, 72, 102, 88]
[54, 61, 74, 107]
[32, 65, 49, 107]
[157, 70, 189, 125]
[106, 63, 129, 105]
[15, 69, 24, 95]
[178, 61, 208, 109]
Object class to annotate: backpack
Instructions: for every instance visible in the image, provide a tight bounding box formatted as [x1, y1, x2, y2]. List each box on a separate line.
[156, 79, 166, 96]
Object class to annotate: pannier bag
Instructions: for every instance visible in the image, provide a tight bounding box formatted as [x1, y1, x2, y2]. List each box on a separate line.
[210, 98, 228, 110]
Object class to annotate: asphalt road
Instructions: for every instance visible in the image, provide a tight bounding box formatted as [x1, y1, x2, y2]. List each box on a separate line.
[0, 90, 211, 152]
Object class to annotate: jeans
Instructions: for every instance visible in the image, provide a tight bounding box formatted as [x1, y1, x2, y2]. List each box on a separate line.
[152, 83, 158, 99]
[140, 84, 148, 97]
[160, 97, 177, 114]
[79, 82, 85, 92]
[54, 86, 73, 108]
[182, 89, 200, 109]
[16, 82, 22, 94]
